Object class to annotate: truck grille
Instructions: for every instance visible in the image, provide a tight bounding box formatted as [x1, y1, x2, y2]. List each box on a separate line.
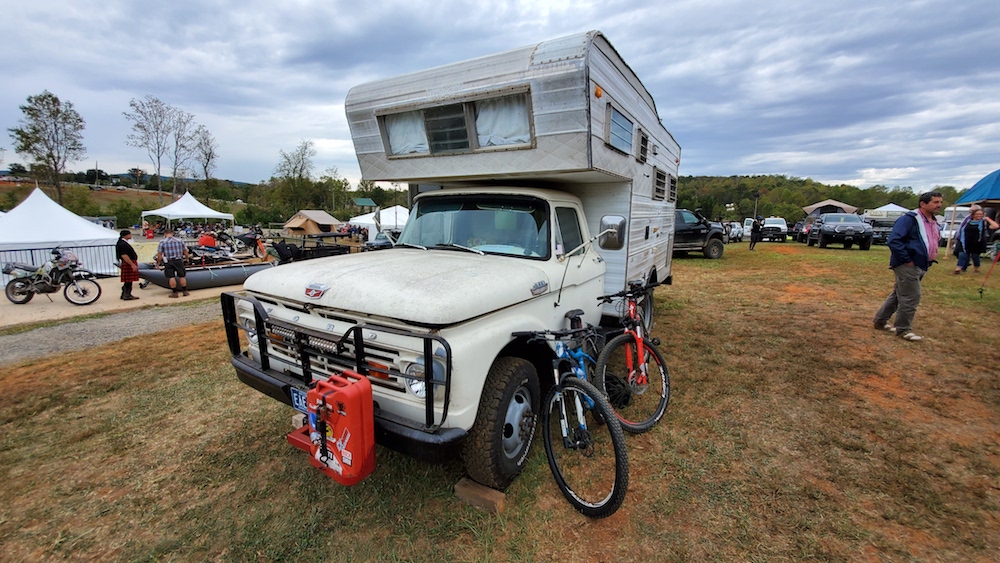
[222, 291, 454, 429]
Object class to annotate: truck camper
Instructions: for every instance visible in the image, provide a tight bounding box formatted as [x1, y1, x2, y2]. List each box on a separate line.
[222, 30, 681, 490]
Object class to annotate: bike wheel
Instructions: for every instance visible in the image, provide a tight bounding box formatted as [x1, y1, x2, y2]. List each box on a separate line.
[542, 377, 629, 518]
[5, 279, 34, 304]
[64, 278, 102, 305]
[595, 333, 670, 434]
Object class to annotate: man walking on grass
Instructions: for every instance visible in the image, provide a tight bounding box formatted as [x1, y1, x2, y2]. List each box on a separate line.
[155, 228, 190, 298]
[873, 191, 943, 341]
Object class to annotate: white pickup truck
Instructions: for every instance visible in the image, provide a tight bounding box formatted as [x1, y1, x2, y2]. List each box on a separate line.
[222, 31, 681, 489]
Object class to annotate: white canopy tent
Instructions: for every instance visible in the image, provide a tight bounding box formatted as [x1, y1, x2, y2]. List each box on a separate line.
[348, 205, 410, 241]
[867, 203, 908, 214]
[141, 192, 234, 224]
[0, 188, 120, 282]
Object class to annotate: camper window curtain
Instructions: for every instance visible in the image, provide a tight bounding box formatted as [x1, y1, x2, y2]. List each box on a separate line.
[474, 94, 530, 147]
[386, 111, 429, 155]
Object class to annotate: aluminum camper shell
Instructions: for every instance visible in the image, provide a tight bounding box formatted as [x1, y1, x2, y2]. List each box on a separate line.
[345, 30, 681, 300]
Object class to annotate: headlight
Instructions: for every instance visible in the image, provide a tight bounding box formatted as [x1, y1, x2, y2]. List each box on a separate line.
[241, 317, 258, 345]
[405, 356, 445, 399]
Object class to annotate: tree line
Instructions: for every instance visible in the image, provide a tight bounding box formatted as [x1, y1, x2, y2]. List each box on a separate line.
[678, 175, 964, 225]
[3, 90, 408, 227]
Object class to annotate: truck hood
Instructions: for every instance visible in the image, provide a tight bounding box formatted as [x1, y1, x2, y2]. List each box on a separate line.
[244, 249, 551, 325]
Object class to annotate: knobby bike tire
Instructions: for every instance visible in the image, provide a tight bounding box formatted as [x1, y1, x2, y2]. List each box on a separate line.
[594, 332, 671, 434]
[541, 377, 629, 518]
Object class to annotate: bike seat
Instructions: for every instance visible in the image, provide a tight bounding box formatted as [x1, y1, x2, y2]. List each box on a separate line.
[564, 309, 585, 321]
[11, 262, 39, 271]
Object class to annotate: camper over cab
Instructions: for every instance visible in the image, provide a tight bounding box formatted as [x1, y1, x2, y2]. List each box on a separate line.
[222, 30, 681, 491]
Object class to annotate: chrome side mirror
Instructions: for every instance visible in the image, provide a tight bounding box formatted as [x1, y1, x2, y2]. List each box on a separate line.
[599, 215, 626, 250]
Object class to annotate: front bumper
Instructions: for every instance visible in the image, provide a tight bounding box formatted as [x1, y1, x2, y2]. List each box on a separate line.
[231, 354, 466, 462]
[222, 291, 465, 464]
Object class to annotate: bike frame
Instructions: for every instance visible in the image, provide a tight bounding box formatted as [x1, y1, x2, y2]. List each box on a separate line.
[621, 298, 650, 387]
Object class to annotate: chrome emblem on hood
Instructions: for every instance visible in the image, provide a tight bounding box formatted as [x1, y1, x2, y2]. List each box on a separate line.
[305, 283, 330, 299]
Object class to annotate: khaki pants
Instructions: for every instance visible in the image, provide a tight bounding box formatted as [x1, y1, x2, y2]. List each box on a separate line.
[874, 264, 925, 335]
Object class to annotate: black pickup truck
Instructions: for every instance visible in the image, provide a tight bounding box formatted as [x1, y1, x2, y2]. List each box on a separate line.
[673, 208, 726, 259]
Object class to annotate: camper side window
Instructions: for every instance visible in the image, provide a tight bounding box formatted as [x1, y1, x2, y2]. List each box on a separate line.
[607, 106, 633, 154]
[653, 168, 666, 201]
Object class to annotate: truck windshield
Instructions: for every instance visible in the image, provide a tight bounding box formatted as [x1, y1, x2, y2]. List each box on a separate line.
[397, 195, 550, 259]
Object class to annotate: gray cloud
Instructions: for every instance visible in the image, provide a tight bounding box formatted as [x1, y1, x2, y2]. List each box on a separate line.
[2, 0, 998, 191]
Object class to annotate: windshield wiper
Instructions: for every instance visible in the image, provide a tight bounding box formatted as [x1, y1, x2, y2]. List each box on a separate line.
[433, 243, 485, 256]
[396, 242, 427, 250]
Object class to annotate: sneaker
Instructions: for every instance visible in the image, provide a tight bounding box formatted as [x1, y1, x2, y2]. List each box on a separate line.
[898, 332, 922, 341]
[182, 290, 190, 296]
[168, 293, 178, 298]
[874, 323, 894, 332]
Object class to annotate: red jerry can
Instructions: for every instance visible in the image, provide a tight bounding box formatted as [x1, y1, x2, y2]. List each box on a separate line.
[303, 372, 376, 485]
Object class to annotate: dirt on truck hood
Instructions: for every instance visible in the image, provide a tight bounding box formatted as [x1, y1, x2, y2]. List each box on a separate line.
[243, 248, 551, 325]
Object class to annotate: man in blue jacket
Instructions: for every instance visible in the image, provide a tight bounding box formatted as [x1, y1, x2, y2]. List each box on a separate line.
[873, 191, 943, 341]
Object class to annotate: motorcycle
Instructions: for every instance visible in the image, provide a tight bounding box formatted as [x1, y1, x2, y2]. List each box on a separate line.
[3, 248, 103, 306]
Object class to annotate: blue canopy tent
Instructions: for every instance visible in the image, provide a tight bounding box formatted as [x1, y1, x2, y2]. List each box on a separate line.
[957, 168, 1000, 206]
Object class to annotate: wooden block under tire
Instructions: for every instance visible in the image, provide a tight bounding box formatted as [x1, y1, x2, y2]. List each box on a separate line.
[454, 477, 506, 514]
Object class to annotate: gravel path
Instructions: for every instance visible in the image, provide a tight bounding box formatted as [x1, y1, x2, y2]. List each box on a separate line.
[0, 301, 223, 365]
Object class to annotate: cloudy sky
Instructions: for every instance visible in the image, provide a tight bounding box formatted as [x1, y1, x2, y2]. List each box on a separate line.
[3, 0, 998, 192]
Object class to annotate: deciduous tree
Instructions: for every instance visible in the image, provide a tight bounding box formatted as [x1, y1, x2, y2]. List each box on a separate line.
[8, 90, 86, 205]
[274, 140, 317, 212]
[192, 125, 219, 183]
[124, 95, 172, 201]
[168, 109, 195, 197]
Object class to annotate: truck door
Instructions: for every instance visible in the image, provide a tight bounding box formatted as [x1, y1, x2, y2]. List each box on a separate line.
[675, 209, 705, 247]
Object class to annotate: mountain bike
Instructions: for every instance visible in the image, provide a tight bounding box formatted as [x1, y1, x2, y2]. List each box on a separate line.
[595, 281, 671, 434]
[512, 322, 629, 518]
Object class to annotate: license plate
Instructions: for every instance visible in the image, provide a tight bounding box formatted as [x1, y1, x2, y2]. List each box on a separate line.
[290, 387, 308, 413]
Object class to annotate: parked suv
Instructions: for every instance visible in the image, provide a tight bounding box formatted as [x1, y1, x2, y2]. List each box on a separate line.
[806, 213, 873, 250]
[674, 208, 726, 259]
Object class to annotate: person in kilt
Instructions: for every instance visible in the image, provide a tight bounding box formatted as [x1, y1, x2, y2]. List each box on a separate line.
[117, 230, 140, 300]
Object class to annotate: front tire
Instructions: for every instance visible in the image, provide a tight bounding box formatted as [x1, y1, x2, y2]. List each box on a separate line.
[859, 239, 872, 251]
[463, 357, 539, 490]
[542, 377, 629, 518]
[703, 239, 724, 259]
[5, 279, 34, 304]
[818, 234, 828, 248]
[64, 279, 102, 305]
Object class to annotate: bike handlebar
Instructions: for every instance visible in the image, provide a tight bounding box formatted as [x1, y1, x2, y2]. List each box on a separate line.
[512, 325, 595, 342]
[598, 280, 662, 303]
